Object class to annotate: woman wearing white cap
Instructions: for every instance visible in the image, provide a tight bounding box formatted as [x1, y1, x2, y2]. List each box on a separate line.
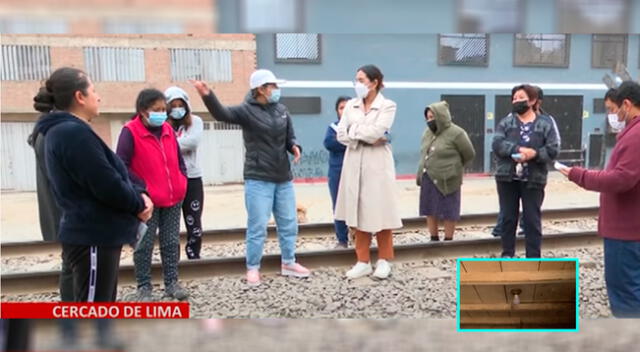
[165, 86, 205, 260]
[191, 69, 310, 286]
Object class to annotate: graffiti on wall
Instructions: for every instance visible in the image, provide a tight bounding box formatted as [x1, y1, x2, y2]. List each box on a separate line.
[292, 149, 329, 179]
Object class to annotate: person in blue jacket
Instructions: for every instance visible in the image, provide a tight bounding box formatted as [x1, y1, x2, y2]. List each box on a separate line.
[324, 96, 351, 248]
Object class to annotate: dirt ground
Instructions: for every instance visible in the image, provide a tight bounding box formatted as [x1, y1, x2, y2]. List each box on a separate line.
[0, 173, 598, 243]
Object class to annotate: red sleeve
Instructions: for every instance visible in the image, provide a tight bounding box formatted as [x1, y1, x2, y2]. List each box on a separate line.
[568, 142, 640, 193]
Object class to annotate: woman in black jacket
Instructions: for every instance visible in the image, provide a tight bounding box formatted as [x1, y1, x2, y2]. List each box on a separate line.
[492, 84, 559, 258]
[32, 67, 153, 302]
[191, 69, 310, 286]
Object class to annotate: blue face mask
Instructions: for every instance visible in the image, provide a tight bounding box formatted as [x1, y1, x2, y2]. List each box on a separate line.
[170, 107, 186, 120]
[148, 111, 167, 127]
[268, 89, 281, 103]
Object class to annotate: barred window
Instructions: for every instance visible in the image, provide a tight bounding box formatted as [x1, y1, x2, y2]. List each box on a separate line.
[1, 45, 51, 81]
[170, 49, 233, 82]
[514, 34, 570, 68]
[275, 33, 320, 63]
[84, 47, 145, 82]
[438, 33, 489, 66]
[592, 34, 627, 69]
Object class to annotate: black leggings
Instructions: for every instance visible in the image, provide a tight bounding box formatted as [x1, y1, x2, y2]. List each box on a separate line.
[183, 177, 204, 259]
[61, 244, 122, 302]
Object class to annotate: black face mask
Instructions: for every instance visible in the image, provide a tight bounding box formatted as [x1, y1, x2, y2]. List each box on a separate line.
[427, 120, 437, 133]
[512, 101, 530, 115]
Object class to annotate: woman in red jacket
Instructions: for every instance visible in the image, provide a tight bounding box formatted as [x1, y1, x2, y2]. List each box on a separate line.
[560, 81, 640, 318]
[117, 89, 188, 301]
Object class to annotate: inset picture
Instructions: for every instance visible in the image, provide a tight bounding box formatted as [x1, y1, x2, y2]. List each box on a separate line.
[457, 259, 578, 331]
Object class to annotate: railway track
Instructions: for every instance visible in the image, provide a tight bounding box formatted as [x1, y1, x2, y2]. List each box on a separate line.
[1, 229, 600, 295]
[0, 207, 598, 258]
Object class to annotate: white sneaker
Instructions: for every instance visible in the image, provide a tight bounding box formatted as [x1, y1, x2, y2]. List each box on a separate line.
[346, 262, 373, 279]
[372, 259, 391, 279]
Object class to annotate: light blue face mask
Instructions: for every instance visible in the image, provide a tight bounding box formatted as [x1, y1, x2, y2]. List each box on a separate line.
[148, 111, 167, 127]
[268, 89, 281, 103]
[170, 107, 186, 120]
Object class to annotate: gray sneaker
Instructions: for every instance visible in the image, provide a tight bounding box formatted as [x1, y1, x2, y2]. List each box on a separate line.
[165, 282, 189, 301]
[135, 286, 153, 302]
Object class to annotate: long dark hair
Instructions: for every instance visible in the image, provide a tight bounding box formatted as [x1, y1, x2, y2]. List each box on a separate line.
[132, 89, 165, 120]
[33, 67, 90, 113]
[30, 67, 91, 146]
[357, 64, 384, 92]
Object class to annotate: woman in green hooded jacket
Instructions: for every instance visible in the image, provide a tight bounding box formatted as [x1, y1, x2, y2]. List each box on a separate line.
[416, 101, 476, 241]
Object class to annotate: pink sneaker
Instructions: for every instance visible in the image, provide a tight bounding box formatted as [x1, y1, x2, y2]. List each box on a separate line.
[281, 263, 311, 278]
[246, 269, 261, 286]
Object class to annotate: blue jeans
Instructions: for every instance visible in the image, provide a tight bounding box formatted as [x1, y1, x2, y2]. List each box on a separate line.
[328, 171, 348, 244]
[245, 179, 297, 270]
[604, 238, 640, 318]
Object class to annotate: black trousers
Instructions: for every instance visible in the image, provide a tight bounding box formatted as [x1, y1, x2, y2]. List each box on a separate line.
[496, 180, 545, 258]
[3, 319, 31, 352]
[183, 177, 204, 259]
[61, 244, 122, 302]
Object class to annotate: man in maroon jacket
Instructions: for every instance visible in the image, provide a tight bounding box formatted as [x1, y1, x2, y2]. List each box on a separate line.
[561, 81, 640, 318]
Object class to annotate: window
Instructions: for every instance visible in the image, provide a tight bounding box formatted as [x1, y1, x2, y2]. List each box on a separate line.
[280, 97, 321, 114]
[0, 17, 68, 34]
[84, 47, 145, 82]
[275, 33, 320, 63]
[170, 49, 232, 82]
[514, 34, 570, 68]
[593, 98, 607, 114]
[438, 33, 489, 66]
[239, 0, 304, 33]
[104, 19, 183, 34]
[591, 34, 627, 69]
[1, 45, 51, 81]
[457, 0, 524, 32]
[557, 0, 630, 34]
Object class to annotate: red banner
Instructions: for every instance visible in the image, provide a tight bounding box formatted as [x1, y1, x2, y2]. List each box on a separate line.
[0, 302, 190, 319]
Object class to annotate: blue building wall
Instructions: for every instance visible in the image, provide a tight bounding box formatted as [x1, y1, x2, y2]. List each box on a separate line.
[217, 0, 640, 34]
[255, 34, 639, 178]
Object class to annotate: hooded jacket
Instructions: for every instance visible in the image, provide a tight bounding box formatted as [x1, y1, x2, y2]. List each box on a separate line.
[28, 118, 62, 242]
[201, 91, 301, 183]
[165, 86, 203, 179]
[416, 101, 476, 195]
[33, 112, 146, 246]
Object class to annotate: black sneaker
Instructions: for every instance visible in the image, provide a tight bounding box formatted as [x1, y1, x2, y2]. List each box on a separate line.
[134, 286, 153, 302]
[165, 283, 189, 301]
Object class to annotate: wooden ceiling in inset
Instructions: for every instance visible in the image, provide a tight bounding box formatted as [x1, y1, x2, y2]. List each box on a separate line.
[459, 260, 577, 329]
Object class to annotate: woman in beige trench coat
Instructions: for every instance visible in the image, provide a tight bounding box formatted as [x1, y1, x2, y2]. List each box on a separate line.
[335, 64, 403, 280]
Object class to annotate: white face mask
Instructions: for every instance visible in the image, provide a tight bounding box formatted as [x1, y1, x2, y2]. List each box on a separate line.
[354, 82, 369, 99]
[608, 113, 626, 132]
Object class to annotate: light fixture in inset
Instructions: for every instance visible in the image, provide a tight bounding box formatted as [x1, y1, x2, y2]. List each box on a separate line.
[511, 289, 522, 306]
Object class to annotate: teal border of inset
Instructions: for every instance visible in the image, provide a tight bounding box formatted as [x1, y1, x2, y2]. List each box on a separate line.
[456, 258, 580, 332]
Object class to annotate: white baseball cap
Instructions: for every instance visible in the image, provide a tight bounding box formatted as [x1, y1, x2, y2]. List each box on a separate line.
[249, 69, 286, 89]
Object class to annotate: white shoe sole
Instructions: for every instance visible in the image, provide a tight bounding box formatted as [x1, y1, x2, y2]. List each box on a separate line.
[247, 280, 261, 287]
[281, 269, 311, 278]
[372, 266, 391, 280]
[371, 271, 390, 279]
[346, 267, 373, 279]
